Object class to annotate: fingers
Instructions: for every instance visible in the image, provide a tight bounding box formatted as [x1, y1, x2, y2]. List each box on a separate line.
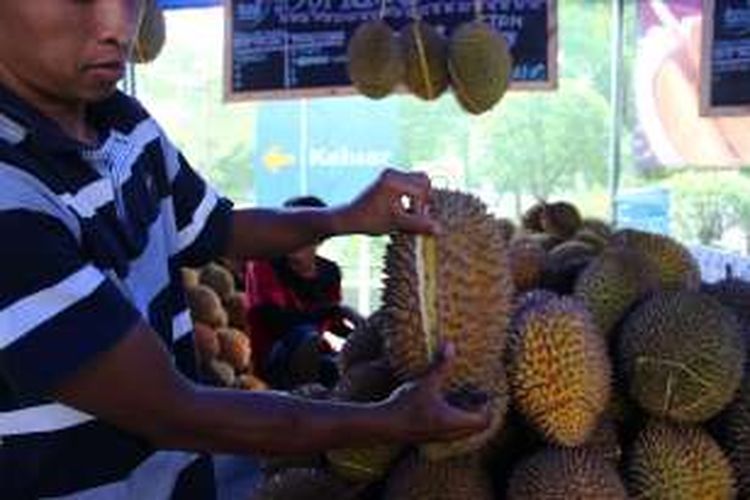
[424, 342, 455, 390]
[382, 169, 440, 235]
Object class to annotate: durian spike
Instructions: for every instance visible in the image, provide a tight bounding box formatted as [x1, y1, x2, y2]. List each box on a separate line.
[416, 235, 439, 363]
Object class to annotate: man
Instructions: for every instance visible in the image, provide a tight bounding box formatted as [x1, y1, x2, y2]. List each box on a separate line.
[0, 1, 489, 499]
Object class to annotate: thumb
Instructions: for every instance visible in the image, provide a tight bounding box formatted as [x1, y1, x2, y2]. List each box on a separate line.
[424, 342, 455, 391]
[396, 212, 441, 235]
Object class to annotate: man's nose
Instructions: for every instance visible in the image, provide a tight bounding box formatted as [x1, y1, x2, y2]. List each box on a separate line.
[96, 0, 142, 51]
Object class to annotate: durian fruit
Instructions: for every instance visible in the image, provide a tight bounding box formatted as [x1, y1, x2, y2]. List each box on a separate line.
[217, 327, 251, 372]
[506, 447, 627, 500]
[236, 373, 268, 391]
[714, 375, 750, 498]
[618, 290, 745, 423]
[703, 270, 750, 331]
[400, 21, 449, 100]
[509, 238, 546, 293]
[382, 189, 513, 458]
[224, 291, 248, 332]
[580, 217, 613, 239]
[207, 359, 236, 387]
[186, 285, 228, 328]
[332, 358, 398, 403]
[574, 247, 660, 339]
[509, 296, 611, 446]
[496, 217, 517, 242]
[540, 201, 583, 239]
[347, 21, 404, 99]
[199, 262, 235, 302]
[611, 229, 701, 290]
[584, 417, 622, 464]
[250, 467, 361, 500]
[448, 22, 512, 115]
[181, 267, 200, 288]
[522, 202, 546, 233]
[540, 241, 599, 295]
[420, 366, 509, 461]
[509, 289, 558, 335]
[338, 309, 386, 373]
[131, 0, 166, 64]
[327, 444, 404, 484]
[573, 228, 610, 251]
[193, 321, 220, 364]
[627, 421, 735, 499]
[382, 452, 493, 500]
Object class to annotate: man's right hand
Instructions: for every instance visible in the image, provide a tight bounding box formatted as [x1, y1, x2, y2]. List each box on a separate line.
[378, 343, 492, 444]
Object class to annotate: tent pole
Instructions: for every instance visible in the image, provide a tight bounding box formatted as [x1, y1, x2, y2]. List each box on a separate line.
[608, 0, 625, 225]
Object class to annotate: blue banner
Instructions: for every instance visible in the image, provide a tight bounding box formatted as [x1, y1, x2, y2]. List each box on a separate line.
[253, 97, 399, 207]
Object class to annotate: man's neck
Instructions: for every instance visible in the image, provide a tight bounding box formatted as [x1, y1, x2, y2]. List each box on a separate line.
[0, 67, 96, 144]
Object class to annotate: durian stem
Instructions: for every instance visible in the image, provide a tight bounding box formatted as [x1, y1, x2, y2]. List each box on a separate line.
[379, 0, 388, 19]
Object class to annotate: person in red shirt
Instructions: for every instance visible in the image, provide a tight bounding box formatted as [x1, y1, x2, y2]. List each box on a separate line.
[245, 196, 363, 388]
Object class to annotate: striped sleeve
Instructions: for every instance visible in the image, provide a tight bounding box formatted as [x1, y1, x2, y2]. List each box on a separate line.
[161, 138, 233, 268]
[0, 209, 141, 397]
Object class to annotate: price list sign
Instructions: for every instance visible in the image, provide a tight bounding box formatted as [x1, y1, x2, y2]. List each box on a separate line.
[224, 0, 557, 101]
[701, 0, 750, 115]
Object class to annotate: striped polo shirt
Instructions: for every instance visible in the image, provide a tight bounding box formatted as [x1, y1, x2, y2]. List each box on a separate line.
[0, 84, 233, 499]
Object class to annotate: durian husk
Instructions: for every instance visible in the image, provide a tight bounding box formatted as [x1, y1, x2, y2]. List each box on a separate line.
[611, 229, 701, 290]
[400, 21, 449, 101]
[627, 421, 735, 500]
[618, 290, 745, 423]
[509, 237, 546, 293]
[507, 447, 627, 500]
[574, 247, 660, 339]
[326, 444, 404, 484]
[448, 21, 512, 115]
[540, 201, 583, 239]
[382, 189, 513, 459]
[131, 0, 166, 64]
[347, 21, 403, 99]
[509, 296, 611, 446]
[714, 374, 750, 499]
[382, 452, 493, 500]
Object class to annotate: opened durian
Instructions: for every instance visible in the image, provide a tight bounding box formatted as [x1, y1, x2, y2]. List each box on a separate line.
[382, 189, 512, 459]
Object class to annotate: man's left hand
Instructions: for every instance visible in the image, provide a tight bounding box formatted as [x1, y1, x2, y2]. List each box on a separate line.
[337, 168, 439, 236]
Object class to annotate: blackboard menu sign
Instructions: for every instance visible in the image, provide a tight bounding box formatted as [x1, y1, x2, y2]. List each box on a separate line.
[224, 0, 557, 101]
[701, 0, 750, 115]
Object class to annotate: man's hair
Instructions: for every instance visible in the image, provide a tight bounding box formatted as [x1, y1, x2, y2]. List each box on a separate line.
[283, 196, 327, 209]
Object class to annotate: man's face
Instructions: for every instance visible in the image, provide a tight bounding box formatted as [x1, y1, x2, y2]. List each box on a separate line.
[0, 0, 144, 104]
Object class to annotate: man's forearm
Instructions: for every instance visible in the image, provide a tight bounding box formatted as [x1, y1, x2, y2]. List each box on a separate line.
[159, 386, 397, 455]
[225, 207, 351, 260]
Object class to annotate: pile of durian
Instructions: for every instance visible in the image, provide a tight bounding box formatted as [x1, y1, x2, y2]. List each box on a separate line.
[182, 261, 267, 391]
[347, 18, 512, 115]
[248, 189, 750, 500]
